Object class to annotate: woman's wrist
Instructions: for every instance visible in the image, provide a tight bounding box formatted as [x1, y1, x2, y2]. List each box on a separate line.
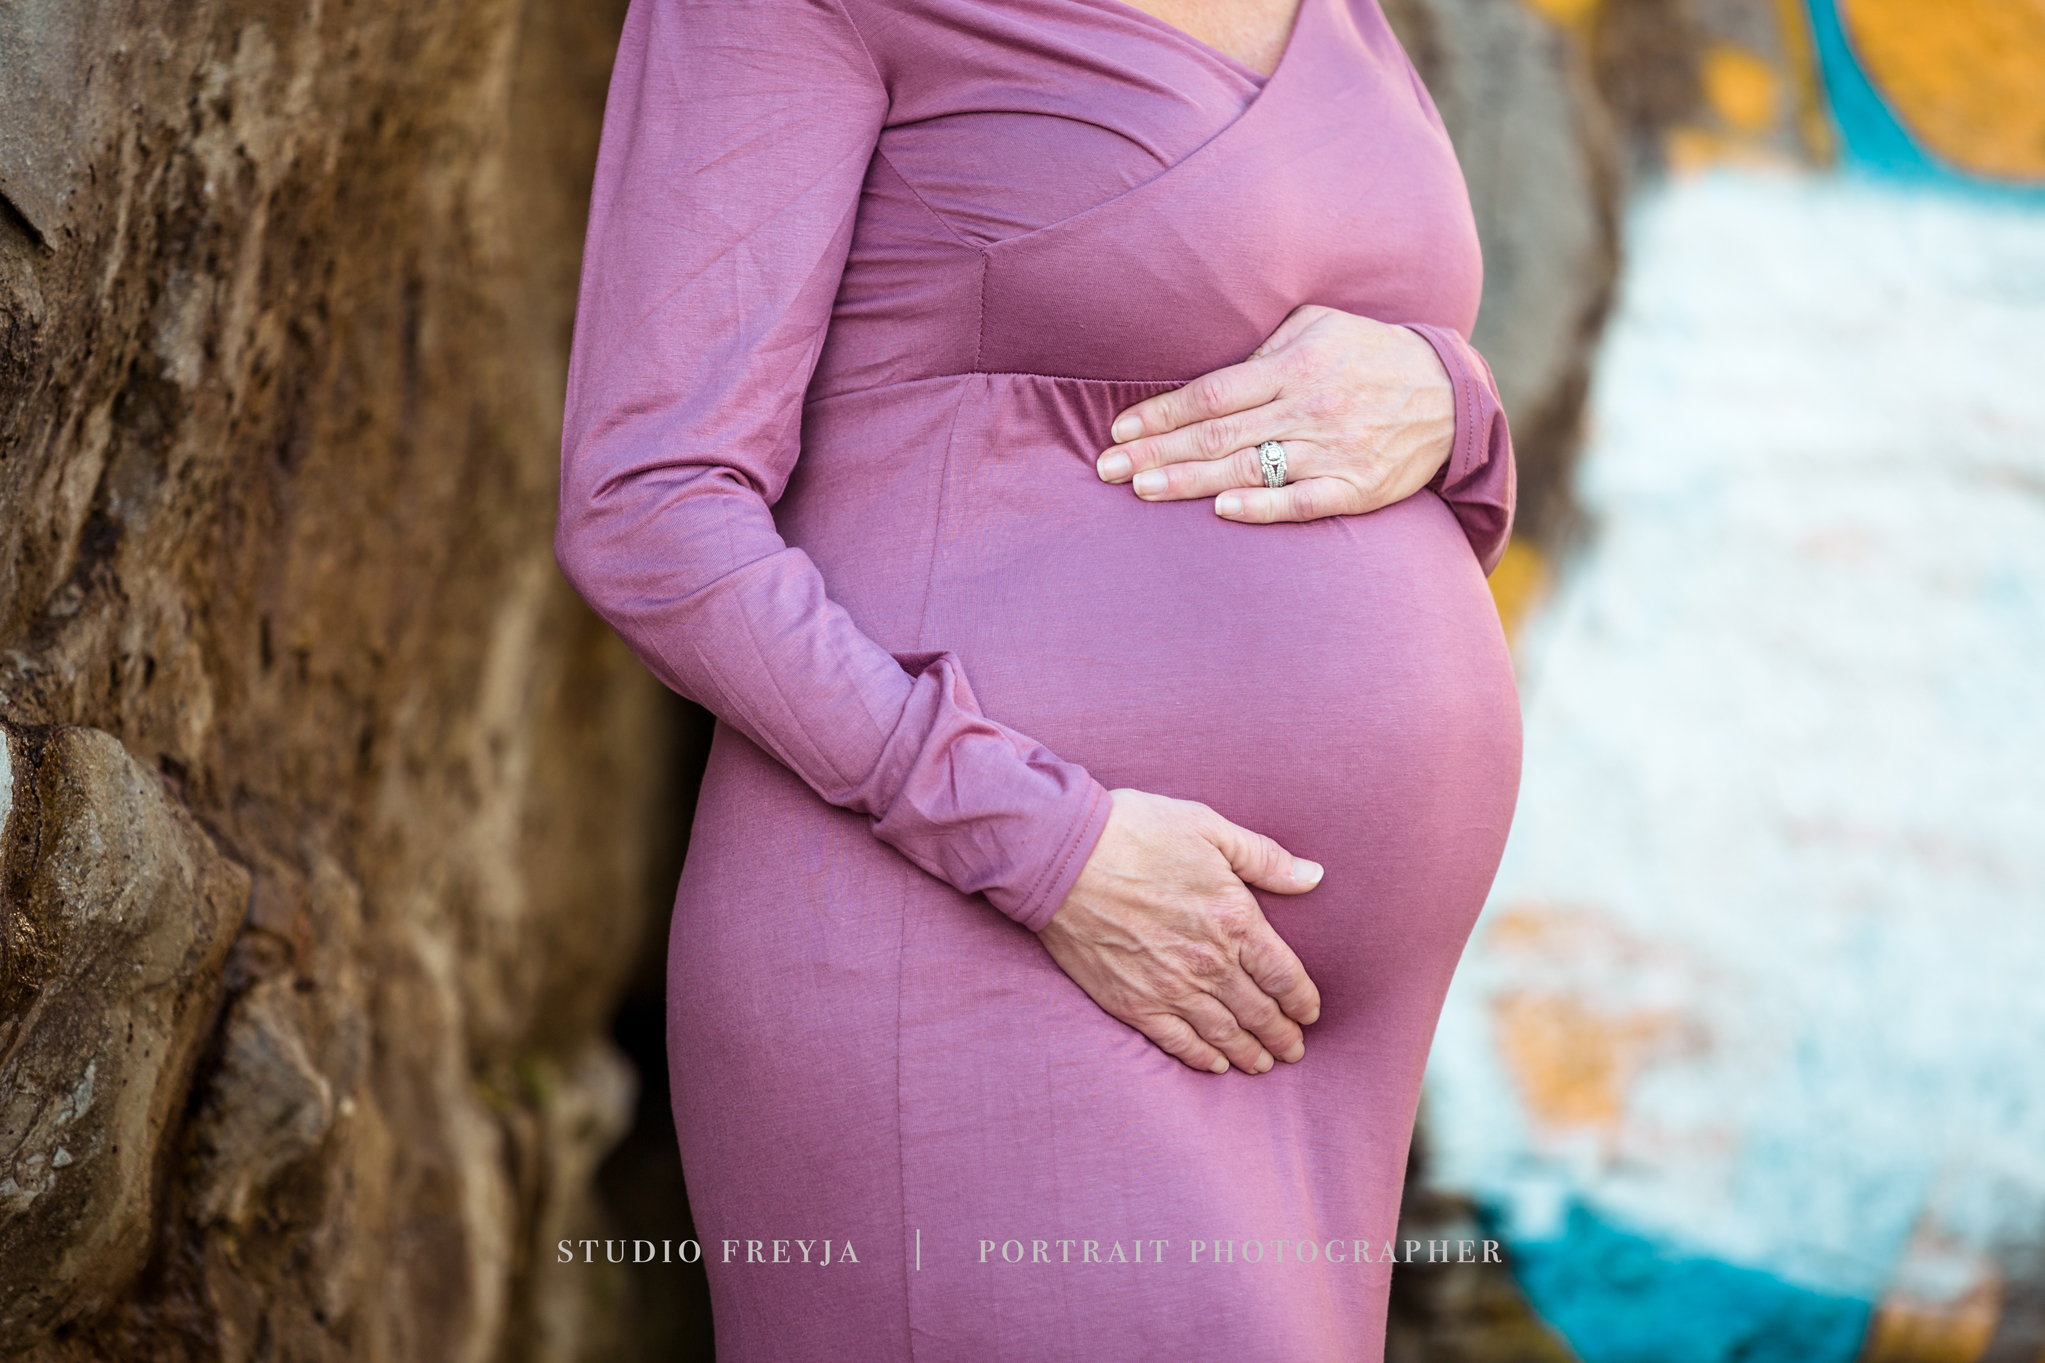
[1010, 776, 1116, 933]
[1398, 321, 1475, 487]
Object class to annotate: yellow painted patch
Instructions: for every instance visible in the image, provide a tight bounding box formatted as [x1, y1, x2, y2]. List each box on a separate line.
[1841, 0, 2045, 181]
[1518, 0, 1601, 28]
[1487, 537, 1547, 647]
[1485, 903, 1627, 959]
[1491, 991, 1678, 1133]
[1483, 906, 1706, 1136]
[1665, 126, 1800, 175]
[1774, 0, 1836, 162]
[1861, 1291, 2000, 1363]
[1862, 1216, 2002, 1363]
[1703, 45, 1782, 134]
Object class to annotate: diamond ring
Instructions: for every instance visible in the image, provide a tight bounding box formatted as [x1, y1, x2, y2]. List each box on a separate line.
[1256, 441, 1287, 489]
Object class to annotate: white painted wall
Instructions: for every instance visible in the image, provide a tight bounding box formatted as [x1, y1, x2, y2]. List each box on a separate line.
[1426, 167, 2045, 1303]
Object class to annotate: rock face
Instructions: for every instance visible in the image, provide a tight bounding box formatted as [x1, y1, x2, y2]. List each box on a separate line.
[1381, 0, 1621, 548]
[0, 1, 681, 1360]
[0, 725, 249, 1341]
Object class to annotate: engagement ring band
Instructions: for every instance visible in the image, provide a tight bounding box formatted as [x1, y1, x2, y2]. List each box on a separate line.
[1257, 441, 1287, 489]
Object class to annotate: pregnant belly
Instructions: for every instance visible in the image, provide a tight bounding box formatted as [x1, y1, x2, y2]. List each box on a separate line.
[787, 374, 1522, 918]
[937, 473, 1519, 861]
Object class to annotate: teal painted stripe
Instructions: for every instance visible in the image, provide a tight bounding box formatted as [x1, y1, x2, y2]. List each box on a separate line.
[1803, 0, 2045, 200]
[1803, 0, 1938, 177]
[1502, 1204, 1873, 1363]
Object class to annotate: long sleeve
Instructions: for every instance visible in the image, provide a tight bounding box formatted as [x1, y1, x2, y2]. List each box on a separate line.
[1404, 322, 1516, 576]
[556, 0, 1112, 932]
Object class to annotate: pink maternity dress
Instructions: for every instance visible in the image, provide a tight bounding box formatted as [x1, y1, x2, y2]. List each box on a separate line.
[557, 0, 1521, 1355]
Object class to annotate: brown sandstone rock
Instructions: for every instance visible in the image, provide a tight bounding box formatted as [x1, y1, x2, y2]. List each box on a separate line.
[0, 724, 249, 1341]
[0, 0, 674, 1359]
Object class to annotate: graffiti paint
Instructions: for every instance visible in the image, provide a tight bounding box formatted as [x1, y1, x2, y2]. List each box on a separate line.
[1426, 160, 2045, 1363]
[1836, 0, 2045, 183]
[1808, 0, 2045, 191]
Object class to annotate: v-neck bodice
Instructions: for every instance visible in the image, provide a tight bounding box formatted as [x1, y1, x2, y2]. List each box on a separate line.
[810, 0, 1480, 394]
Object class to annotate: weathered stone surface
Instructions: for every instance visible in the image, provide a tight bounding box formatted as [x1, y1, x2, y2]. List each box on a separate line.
[0, 0, 133, 244]
[187, 977, 335, 1230]
[0, 723, 249, 1340]
[0, 0, 678, 1359]
[1382, 0, 1622, 547]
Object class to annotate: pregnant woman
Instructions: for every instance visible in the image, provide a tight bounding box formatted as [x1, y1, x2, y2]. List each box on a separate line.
[556, 0, 1521, 1356]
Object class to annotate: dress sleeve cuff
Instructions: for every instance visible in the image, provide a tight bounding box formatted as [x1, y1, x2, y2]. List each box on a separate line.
[1401, 321, 1482, 485]
[1400, 322, 1516, 575]
[999, 777, 1113, 933]
[861, 651, 1114, 933]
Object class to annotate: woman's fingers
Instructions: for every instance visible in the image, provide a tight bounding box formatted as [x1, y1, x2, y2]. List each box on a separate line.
[1238, 925, 1323, 1031]
[1118, 991, 1277, 1076]
[1200, 809, 1325, 895]
[1097, 402, 1283, 483]
[1214, 477, 1362, 524]
[1106, 357, 1284, 447]
[1208, 967, 1305, 1065]
[1198, 809, 1325, 1046]
[1038, 789, 1325, 1075]
[1097, 304, 1456, 526]
[1123, 451, 1376, 520]
[1105, 304, 1332, 444]
[1135, 1012, 1235, 1076]
[1111, 440, 1375, 527]
[1180, 994, 1278, 1074]
[1119, 444, 1266, 499]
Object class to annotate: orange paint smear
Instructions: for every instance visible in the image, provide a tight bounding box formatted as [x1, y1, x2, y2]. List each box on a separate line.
[1841, 0, 2045, 181]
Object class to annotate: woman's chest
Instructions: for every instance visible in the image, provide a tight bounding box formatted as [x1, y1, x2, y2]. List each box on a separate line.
[1116, 0, 1302, 77]
[824, 0, 1484, 382]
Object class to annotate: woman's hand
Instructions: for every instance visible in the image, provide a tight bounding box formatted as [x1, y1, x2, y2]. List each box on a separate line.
[1038, 789, 1324, 1075]
[1094, 304, 1455, 523]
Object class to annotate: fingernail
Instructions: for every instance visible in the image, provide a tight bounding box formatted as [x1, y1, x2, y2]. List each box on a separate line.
[1097, 451, 1131, 482]
[1292, 858, 1323, 885]
[1209, 1055, 1230, 1074]
[1256, 1050, 1275, 1074]
[1216, 493, 1242, 516]
[1111, 415, 1141, 443]
[1302, 1006, 1322, 1026]
[1133, 470, 1166, 497]
[1282, 1041, 1305, 1064]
